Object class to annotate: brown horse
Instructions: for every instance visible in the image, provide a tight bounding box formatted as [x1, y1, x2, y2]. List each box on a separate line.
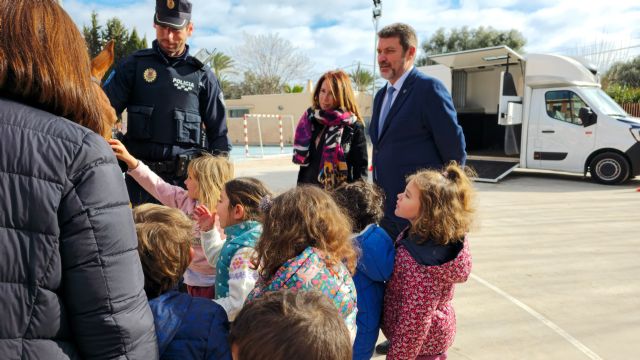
[90, 40, 117, 139]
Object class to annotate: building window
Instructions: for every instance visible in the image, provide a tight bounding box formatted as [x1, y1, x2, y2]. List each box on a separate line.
[229, 108, 250, 118]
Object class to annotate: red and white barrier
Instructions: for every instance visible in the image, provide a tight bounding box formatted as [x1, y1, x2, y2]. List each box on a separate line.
[243, 114, 249, 157]
[278, 115, 284, 153]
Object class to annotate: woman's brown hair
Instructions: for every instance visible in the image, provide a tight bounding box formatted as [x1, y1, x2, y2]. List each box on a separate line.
[224, 177, 273, 222]
[253, 186, 357, 279]
[408, 162, 476, 245]
[312, 70, 363, 124]
[0, 0, 115, 137]
[133, 204, 193, 299]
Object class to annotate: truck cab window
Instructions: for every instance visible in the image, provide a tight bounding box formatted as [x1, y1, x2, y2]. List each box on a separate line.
[545, 90, 588, 126]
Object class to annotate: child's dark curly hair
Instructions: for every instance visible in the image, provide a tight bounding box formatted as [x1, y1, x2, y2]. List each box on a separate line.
[331, 181, 385, 233]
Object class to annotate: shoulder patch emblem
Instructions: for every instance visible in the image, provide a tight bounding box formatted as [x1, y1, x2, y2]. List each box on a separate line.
[143, 68, 157, 83]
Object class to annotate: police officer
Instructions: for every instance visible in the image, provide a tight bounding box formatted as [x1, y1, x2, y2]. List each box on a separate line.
[104, 0, 231, 205]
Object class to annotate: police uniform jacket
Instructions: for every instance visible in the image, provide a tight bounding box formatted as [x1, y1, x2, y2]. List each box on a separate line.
[104, 40, 231, 161]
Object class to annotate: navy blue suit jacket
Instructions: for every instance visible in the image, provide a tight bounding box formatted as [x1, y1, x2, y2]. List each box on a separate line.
[369, 67, 466, 235]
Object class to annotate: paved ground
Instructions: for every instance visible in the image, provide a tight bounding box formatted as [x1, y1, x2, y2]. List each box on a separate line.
[235, 156, 640, 360]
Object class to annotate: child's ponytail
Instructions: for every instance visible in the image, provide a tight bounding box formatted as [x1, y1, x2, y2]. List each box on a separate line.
[407, 162, 476, 245]
[224, 177, 273, 222]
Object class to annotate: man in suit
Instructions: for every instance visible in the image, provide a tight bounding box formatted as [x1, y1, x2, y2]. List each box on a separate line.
[370, 23, 467, 241]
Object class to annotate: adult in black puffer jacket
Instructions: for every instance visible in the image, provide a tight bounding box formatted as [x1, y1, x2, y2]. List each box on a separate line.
[0, 1, 158, 359]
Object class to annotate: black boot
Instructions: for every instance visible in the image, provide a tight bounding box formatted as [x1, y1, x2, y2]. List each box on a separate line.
[375, 340, 390, 355]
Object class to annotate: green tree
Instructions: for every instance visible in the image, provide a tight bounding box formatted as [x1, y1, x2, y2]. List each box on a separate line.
[283, 84, 304, 93]
[605, 84, 640, 104]
[349, 63, 374, 93]
[208, 50, 235, 79]
[604, 56, 640, 88]
[126, 29, 147, 58]
[102, 18, 133, 68]
[417, 26, 526, 65]
[206, 50, 236, 95]
[82, 12, 147, 73]
[82, 11, 102, 58]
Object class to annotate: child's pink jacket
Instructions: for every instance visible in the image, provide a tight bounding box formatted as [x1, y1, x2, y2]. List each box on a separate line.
[128, 162, 220, 278]
[382, 239, 471, 359]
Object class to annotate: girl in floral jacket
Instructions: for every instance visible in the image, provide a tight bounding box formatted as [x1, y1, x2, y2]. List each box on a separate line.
[246, 186, 359, 341]
[383, 163, 475, 360]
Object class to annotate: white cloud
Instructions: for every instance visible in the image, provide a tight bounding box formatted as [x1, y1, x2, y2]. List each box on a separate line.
[65, 0, 640, 82]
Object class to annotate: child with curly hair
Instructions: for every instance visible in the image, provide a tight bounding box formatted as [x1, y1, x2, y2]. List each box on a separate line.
[383, 163, 475, 360]
[246, 186, 358, 341]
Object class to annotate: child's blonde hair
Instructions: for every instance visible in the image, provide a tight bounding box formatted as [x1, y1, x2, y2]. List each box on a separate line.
[407, 162, 476, 245]
[188, 154, 234, 212]
[133, 204, 193, 299]
[253, 186, 357, 280]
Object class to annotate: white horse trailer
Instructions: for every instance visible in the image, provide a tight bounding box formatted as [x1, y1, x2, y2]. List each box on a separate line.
[419, 46, 640, 184]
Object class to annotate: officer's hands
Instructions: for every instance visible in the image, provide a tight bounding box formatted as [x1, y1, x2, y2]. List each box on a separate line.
[193, 204, 216, 232]
[108, 139, 139, 170]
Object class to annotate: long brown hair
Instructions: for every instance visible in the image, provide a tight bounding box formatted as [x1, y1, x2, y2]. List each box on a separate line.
[253, 186, 357, 280]
[312, 70, 363, 123]
[133, 204, 193, 299]
[408, 162, 476, 245]
[0, 0, 114, 137]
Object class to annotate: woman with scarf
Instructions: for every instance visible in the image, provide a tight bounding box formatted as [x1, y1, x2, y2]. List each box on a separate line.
[293, 70, 368, 189]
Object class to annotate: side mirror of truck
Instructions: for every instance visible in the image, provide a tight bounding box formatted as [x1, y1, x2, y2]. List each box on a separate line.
[579, 107, 597, 127]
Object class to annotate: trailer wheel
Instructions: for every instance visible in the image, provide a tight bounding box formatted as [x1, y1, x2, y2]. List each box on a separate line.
[589, 152, 630, 185]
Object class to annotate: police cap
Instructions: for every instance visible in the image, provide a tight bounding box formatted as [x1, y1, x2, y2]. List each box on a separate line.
[154, 0, 192, 30]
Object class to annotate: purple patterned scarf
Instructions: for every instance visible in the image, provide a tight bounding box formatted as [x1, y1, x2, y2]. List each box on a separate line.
[293, 108, 357, 189]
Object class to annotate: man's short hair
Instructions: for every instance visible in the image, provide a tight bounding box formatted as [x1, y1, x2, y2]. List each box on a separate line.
[378, 22, 418, 53]
[230, 290, 352, 360]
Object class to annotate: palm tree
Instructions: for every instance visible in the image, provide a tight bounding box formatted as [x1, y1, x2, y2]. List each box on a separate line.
[283, 84, 305, 93]
[349, 63, 374, 94]
[207, 50, 236, 93]
[208, 50, 234, 78]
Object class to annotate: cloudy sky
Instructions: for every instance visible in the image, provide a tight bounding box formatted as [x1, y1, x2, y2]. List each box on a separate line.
[64, 0, 640, 84]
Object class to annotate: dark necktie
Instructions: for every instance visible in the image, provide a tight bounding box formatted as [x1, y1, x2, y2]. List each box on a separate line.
[378, 86, 396, 139]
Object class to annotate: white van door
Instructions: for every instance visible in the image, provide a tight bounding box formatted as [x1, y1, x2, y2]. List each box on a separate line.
[529, 88, 596, 172]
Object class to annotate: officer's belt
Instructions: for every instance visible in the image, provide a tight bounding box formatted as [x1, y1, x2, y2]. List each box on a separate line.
[145, 159, 176, 174]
